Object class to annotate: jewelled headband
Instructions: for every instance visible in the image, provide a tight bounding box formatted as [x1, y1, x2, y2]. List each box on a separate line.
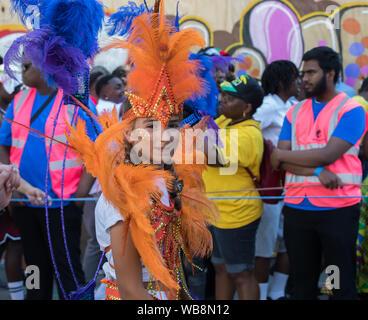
[124, 64, 182, 128]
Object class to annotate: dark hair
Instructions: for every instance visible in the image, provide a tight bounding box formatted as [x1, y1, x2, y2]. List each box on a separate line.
[0, 56, 3, 65]
[248, 85, 264, 116]
[359, 78, 368, 95]
[261, 60, 299, 95]
[112, 66, 127, 79]
[303, 46, 341, 83]
[243, 77, 264, 115]
[95, 74, 117, 97]
[89, 66, 109, 89]
[91, 65, 109, 74]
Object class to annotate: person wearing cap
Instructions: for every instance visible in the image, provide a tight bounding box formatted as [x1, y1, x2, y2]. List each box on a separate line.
[203, 75, 265, 300]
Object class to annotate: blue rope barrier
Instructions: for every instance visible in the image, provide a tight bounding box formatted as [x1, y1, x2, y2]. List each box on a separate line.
[9, 195, 368, 202]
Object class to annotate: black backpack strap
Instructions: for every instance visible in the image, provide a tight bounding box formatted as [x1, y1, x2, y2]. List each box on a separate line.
[30, 90, 57, 125]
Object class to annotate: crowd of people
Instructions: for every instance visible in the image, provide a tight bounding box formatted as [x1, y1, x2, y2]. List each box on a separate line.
[0, 0, 368, 302]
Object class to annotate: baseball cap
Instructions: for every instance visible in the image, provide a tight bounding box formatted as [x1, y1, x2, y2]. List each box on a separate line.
[220, 75, 264, 109]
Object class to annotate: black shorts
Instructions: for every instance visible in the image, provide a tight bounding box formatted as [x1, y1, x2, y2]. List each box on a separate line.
[210, 218, 260, 274]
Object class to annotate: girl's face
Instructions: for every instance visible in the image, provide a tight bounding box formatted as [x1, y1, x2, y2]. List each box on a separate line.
[129, 115, 181, 164]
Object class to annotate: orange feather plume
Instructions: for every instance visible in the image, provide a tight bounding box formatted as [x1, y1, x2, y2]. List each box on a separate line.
[65, 0, 217, 298]
[104, 0, 206, 127]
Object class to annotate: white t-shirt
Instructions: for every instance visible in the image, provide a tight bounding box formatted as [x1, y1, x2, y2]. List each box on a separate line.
[253, 94, 296, 147]
[95, 99, 122, 115]
[95, 178, 170, 282]
[0, 65, 21, 94]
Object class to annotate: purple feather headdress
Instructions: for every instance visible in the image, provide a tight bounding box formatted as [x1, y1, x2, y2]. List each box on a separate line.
[6, 0, 104, 93]
[5, 28, 88, 93]
[209, 55, 241, 76]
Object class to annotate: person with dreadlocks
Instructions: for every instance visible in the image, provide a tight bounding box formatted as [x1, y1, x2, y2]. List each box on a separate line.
[253, 60, 300, 300]
[66, 0, 217, 300]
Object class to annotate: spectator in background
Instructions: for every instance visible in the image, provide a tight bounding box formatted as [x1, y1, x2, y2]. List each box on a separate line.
[0, 58, 99, 300]
[0, 164, 23, 300]
[89, 66, 109, 106]
[203, 75, 264, 300]
[354, 78, 368, 113]
[355, 78, 368, 298]
[95, 74, 125, 115]
[272, 46, 367, 300]
[0, 58, 23, 111]
[82, 64, 109, 284]
[253, 60, 300, 300]
[112, 65, 130, 87]
[0, 57, 25, 300]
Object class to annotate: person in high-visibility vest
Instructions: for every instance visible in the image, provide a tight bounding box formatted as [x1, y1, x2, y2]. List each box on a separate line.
[271, 46, 368, 300]
[0, 59, 99, 300]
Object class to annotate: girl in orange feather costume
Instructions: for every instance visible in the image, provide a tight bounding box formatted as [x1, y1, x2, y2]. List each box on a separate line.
[66, 0, 218, 300]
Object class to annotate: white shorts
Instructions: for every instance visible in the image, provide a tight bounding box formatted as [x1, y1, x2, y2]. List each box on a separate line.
[255, 202, 286, 258]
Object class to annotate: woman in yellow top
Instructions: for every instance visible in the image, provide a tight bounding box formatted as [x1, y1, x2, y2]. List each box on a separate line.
[203, 75, 264, 300]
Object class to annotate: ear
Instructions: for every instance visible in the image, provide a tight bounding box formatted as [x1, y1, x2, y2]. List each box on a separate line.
[327, 69, 336, 83]
[244, 103, 253, 116]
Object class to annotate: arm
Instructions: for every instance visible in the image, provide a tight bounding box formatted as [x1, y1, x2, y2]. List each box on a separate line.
[74, 168, 96, 208]
[274, 107, 367, 168]
[274, 137, 353, 168]
[17, 177, 51, 206]
[276, 140, 343, 190]
[110, 221, 153, 300]
[0, 145, 10, 164]
[202, 137, 226, 167]
[362, 133, 368, 161]
[277, 140, 316, 175]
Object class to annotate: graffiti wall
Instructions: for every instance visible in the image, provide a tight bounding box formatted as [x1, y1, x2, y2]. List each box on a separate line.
[0, 0, 368, 89]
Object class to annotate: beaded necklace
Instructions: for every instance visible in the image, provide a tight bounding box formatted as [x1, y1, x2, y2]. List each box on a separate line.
[145, 165, 195, 300]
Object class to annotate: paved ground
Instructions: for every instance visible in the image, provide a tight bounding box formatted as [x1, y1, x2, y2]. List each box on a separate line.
[0, 220, 90, 300]
[0, 259, 329, 300]
[0, 224, 330, 300]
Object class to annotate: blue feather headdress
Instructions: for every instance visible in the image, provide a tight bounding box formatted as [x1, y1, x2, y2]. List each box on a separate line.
[182, 53, 221, 140]
[106, 0, 181, 37]
[9, 0, 45, 26]
[106, 1, 148, 37]
[5, 0, 104, 94]
[185, 53, 218, 118]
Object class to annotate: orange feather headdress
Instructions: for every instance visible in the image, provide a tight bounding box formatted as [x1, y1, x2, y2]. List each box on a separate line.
[66, 0, 218, 299]
[105, 0, 206, 128]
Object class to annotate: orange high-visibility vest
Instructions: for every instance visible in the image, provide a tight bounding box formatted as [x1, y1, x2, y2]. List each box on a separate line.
[10, 88, 83, 199]
[284, 92, 368, 208]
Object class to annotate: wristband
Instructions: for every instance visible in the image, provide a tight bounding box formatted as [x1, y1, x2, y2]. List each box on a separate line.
[314, 167, 324, 177]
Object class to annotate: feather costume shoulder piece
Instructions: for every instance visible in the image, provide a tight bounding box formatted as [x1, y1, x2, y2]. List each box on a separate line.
[66, 0, 218, 298]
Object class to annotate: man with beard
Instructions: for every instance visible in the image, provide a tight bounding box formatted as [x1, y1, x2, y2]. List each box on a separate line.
[271, 46, 367, 300]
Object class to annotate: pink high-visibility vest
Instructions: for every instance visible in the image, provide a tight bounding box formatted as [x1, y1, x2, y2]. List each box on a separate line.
[10, 88, 83, 199]
[284, 92, 368, 208]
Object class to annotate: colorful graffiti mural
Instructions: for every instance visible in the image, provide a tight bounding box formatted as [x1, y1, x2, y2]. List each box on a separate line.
[1, 0, 368, 89]
[177, 0, 368, 89]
